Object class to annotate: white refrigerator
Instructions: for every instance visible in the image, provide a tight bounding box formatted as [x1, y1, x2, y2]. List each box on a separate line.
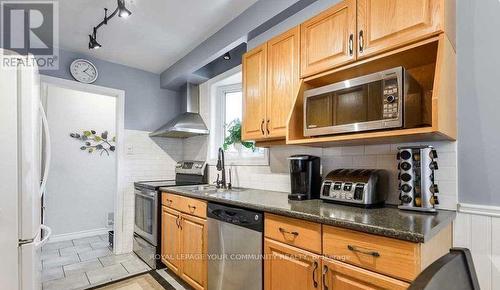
[0, 50, 52, 290]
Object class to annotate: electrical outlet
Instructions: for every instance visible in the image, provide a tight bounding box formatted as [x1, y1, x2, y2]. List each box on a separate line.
[107, 212, 114, 227]
[126, 145, 134, 155]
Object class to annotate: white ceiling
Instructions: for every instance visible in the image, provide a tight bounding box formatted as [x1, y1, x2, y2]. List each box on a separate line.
[58, 0, 257, 73]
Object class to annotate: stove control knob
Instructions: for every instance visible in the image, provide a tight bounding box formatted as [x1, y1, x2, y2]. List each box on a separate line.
[430, 149, 438, 159]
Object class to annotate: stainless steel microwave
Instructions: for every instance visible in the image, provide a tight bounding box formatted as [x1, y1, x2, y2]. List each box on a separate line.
[304, 67, 428, 137]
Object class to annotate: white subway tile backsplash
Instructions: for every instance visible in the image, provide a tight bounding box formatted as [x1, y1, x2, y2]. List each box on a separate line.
[364, 144, 392, 155]
[341, 145, 365, 155]
[118, 130, 183, 252]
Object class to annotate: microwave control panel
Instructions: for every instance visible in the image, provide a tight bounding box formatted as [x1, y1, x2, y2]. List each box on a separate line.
[383, 76, 399, 120]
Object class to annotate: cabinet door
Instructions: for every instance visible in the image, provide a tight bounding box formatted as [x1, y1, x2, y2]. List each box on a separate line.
[357, 0, 443, 58]
[266, 26, 300, 138]
[266, 26, 300, 139]
[321, 257, 409, 290]
[264, 238, 321, 290]
[242, 44, 267, 141]
[300, 0, 356, 77]
[161, 206, 181, 274]
[180, 214, 207, 290]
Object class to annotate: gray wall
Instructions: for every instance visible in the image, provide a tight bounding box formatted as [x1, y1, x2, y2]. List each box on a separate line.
[457, 0, 500, 205]
[160, 0, 301, 89]
[40, 49, 181, 131]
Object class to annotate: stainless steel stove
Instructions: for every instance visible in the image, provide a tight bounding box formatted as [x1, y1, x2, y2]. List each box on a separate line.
[133, 160, 207, 269]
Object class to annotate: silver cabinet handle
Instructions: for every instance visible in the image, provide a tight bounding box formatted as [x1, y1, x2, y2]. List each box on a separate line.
[359, 30, 364, 53]
[347, 244, 380, 257]
[348, 34, 354, 56]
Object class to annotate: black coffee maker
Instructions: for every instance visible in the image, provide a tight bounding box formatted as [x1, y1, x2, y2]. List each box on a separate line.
[288, 155, 321, 200]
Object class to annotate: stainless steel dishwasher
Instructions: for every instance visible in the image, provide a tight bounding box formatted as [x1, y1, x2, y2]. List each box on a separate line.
[207, 202, 263, 290]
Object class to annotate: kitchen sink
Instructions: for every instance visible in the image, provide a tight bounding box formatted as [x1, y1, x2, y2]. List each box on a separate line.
[189, 185, 245, 195]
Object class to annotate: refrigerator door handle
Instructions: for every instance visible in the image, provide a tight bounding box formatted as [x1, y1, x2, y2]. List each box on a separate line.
[39, 100, 51, 197]
[34, 225, 52, 248]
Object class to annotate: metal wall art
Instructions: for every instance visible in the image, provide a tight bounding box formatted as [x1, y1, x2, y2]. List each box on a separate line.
[70, 130, 116, 156]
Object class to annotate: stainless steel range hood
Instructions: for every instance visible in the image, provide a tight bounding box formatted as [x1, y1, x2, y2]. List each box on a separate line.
[150, 83, 209, 138]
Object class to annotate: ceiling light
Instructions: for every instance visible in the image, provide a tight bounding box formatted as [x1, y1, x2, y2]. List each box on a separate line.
[88, 29, 101, 49]
[87, 0, 132, 50]
[223, 52, 231, 60]
[117, 0, 132, 18]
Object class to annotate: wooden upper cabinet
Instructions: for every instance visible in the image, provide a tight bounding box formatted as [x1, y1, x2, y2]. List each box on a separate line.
[180, 214, 207, 290]
[300, 0, 356, 78]
[322, 258, 409, 290]
[357, 0, 444, 58]
[266, 26, 300, 138]
[161, 206, 182, 274]
[242, 44, 267, 141]
[264, 238, 321, 290]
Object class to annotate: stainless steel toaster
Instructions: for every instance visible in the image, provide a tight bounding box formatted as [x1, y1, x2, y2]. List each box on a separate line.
[320, 169, 386, 207]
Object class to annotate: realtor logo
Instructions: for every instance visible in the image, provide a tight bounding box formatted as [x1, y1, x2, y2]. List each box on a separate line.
[1, 1, 59, 69]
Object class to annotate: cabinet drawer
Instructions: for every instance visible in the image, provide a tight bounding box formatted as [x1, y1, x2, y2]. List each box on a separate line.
[162, 193, 207, 219]
[265, 214, 321, 254]
[179, 196, 207, 219]
[323, 226, 420, 282]
[162, 192, 184, 210]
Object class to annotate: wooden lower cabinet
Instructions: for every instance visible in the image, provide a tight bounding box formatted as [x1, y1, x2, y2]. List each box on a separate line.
[264, 238, 321, 290]
[161, 198, 207, 290]
[321, 257, 409, 290]
[161, 206, 181, 274]
[180, 214, 207, 290]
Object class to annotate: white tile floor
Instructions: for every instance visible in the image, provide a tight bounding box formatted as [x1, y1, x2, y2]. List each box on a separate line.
[42, 235, 151, 290]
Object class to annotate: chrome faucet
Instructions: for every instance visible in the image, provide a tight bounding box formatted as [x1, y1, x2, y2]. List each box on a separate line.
[216, 147, 226, 189]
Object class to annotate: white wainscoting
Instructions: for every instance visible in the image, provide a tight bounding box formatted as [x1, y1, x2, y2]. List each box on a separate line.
[454, 203, 500, 290]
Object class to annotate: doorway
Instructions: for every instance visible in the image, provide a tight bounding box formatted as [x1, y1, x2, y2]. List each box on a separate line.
[40, 76, 125, 254]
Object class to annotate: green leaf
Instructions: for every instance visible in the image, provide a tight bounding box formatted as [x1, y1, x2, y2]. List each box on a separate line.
[94, 136, 102, 142]
[83, 131, 91, 137]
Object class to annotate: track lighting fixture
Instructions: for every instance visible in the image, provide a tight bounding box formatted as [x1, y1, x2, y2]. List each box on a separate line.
[223, 52, 231, 60]
[117, 0, 132, 18]
[88, 28, 102, 49]
[88, 0, 132, 50]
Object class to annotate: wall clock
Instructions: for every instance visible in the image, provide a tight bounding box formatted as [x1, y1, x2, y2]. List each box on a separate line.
[70, 59, 98, 84]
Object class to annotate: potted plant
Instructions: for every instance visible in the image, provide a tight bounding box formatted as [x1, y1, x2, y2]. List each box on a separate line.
[223, 119, 255, 151]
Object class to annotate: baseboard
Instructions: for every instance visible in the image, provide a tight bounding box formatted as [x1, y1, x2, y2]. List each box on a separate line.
[458, 202, 500, 218]
[48, 228, 111, 243]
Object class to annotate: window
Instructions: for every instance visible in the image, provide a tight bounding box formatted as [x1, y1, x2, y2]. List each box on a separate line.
[206, 67, 268, 165]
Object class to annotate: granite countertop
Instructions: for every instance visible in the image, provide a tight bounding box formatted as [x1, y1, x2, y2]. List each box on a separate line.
[159, 185, 456, 243]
